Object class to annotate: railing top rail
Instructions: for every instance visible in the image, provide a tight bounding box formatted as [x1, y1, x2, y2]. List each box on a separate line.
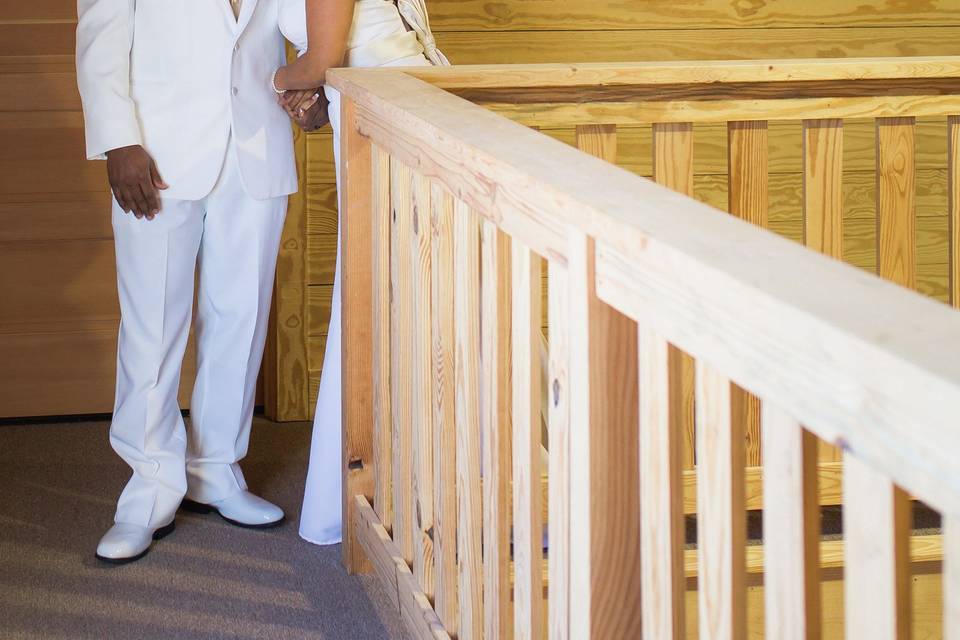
[395, 56, 960, 89]
[329, 63, 960, 517]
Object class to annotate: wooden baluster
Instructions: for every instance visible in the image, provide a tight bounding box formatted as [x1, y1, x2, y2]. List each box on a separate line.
[481, 221, 513, 640]
[638, 329, 685, 639]
[567, 229, 642, 640]
[728, 120, 768, 468]
[695, 361, 746, 640]
[432, 184, 458, 633]
[390, 156, 414, 564]
[802, 118, 844, 465]
[512, 241, 544, 640]
[876, 117, 916, 290]
[652, 122, 696, 472]
[761, 403, 820, 639]
[949, 116, 960, 308]
[946, 515, 960, 639]
[371, 145, 393, 532]
[341, 96, 375, 573]
[548, 257, 571, 640]
[844, 455, 911, 639]
[411, 173, 435, 598]
[455, 200, 483, 639]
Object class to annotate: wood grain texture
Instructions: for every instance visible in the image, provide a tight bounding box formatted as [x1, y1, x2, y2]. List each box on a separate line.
[512, 241, 544, 640]
[877, 117, 918, 290]
[652, 122, 696, 471]
[411, 172, 435, 598]
[372, 145, 394, 529]
[480, 222, 514, 640]
[728, 121, 768, 469]
[340, 97, 375, 574]
[761, 404, 820, 640]
[566, 231, 642, 640]
[390, 156, 415, 566]
[946, 515, 960, 640]
[547, 258, 571, 640]
[638, 329, 685, 639]
[843, 453, 912, 640]
[430, 182, 458, 634]
[695, 362, 746, 640]
[454, 201, 483, 640]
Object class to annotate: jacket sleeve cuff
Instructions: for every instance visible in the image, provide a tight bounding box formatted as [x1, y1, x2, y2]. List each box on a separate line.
[84, 108, 143, 160]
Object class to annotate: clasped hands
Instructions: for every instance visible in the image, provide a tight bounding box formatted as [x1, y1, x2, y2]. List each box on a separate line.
[279, 87, 330, 132]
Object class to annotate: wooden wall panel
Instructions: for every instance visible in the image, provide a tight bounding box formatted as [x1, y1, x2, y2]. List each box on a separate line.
[0, 4, 198, 418]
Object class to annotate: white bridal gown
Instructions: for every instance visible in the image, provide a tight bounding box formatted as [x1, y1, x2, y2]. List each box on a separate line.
[280, 0, 445, 545]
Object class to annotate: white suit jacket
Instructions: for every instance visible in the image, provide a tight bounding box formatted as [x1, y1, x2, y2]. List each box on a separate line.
[76, 0, 298, 201]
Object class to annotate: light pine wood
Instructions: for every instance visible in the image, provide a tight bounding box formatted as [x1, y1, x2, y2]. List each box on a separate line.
[728, 121, 768, 469]
[876, 117, 917, 290]
[390, 156, 415, 565]
[454, 200, 484, 639]
[946, 515, 960, 640]
[512, 241, 544, 640]
[695, 361, 746, 640]
[652, 122, 696, 470]
[340, 97, 375, 574]
[761, 404, 820, 639]
[547, 258, 571, 640]
[949, 116, 960, 308]
[372, 145, 394, 530]
[566, 230, 642, 640]
[638, 329, 685, 639]
[802, 119, 844, 464]
[411, 172, 435, 598]
[843, 453, 912, 640]
[480, 221, 514, 640]
[353, 496, 451, 640]
[430, 183, 458, 634]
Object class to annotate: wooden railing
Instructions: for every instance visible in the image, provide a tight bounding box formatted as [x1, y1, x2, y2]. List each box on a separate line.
[331, 57, 960, 639]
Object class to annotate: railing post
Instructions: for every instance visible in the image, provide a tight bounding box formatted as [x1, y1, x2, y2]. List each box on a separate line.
[341, 96, 374, 574]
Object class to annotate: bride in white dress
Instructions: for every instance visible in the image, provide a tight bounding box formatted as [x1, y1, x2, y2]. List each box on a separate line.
[275, 0, 447, 545]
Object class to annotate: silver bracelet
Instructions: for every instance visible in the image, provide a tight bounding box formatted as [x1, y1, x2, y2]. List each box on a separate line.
[270, 69, 285, 95]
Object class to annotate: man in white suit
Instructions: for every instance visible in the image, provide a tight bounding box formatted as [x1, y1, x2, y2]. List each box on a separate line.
[77, 0, 316, 563]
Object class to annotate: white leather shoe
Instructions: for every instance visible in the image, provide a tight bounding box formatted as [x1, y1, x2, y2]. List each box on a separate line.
[95, 520, 175, 564]
[181, 491, 284, 529]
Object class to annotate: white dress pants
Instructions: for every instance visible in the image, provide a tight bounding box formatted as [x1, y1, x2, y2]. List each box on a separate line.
[299, 51, 430, 545]
[110, 140, 287, 529]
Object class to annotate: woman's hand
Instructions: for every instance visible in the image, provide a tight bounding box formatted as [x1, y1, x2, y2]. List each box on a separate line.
[278, 88, 322, 119]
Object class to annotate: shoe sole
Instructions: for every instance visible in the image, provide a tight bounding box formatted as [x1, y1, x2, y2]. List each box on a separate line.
[94, 520, 176, 565]
[179, 498, 285, 530]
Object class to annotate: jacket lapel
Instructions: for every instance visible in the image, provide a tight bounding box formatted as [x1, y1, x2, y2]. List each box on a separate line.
[236, 0, 260, 35]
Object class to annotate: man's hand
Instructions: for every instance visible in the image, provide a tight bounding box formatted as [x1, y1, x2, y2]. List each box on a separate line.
[106, 145, 168, 220]
[294, 94, 331, 132]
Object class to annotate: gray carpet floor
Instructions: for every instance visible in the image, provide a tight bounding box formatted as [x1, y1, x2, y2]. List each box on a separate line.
[0, 417, 409, 640]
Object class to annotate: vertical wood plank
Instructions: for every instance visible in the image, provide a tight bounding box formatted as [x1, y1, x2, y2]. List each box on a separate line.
[372, 144, 393, 530]
[548, 258, 571, 640]
[949, 116, 960, 308]
[512, 241, 544, 640]
[341, 97, 375, 573]
[761, 404, 820, 640]
[411, 172, 434, 598]
[652, 122, 696, 471]
[481, 221, 513, 640]
[431, 183, 458, 633]
[727, 120, 768, 468]
[802, 118, 843, 464]
[695, 361, 746, 640]
[638, 329, 685, 639]
[567, 230, 642, 640]
[876, 116, 917, 290]
[390, 156, 415, 565]
[455, 200, 484, 639]
[945, 514, 960, 640]
[843, 454, 911, 640]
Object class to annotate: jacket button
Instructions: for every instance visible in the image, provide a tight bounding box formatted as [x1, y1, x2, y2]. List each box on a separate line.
[232, 87, 239, 96]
